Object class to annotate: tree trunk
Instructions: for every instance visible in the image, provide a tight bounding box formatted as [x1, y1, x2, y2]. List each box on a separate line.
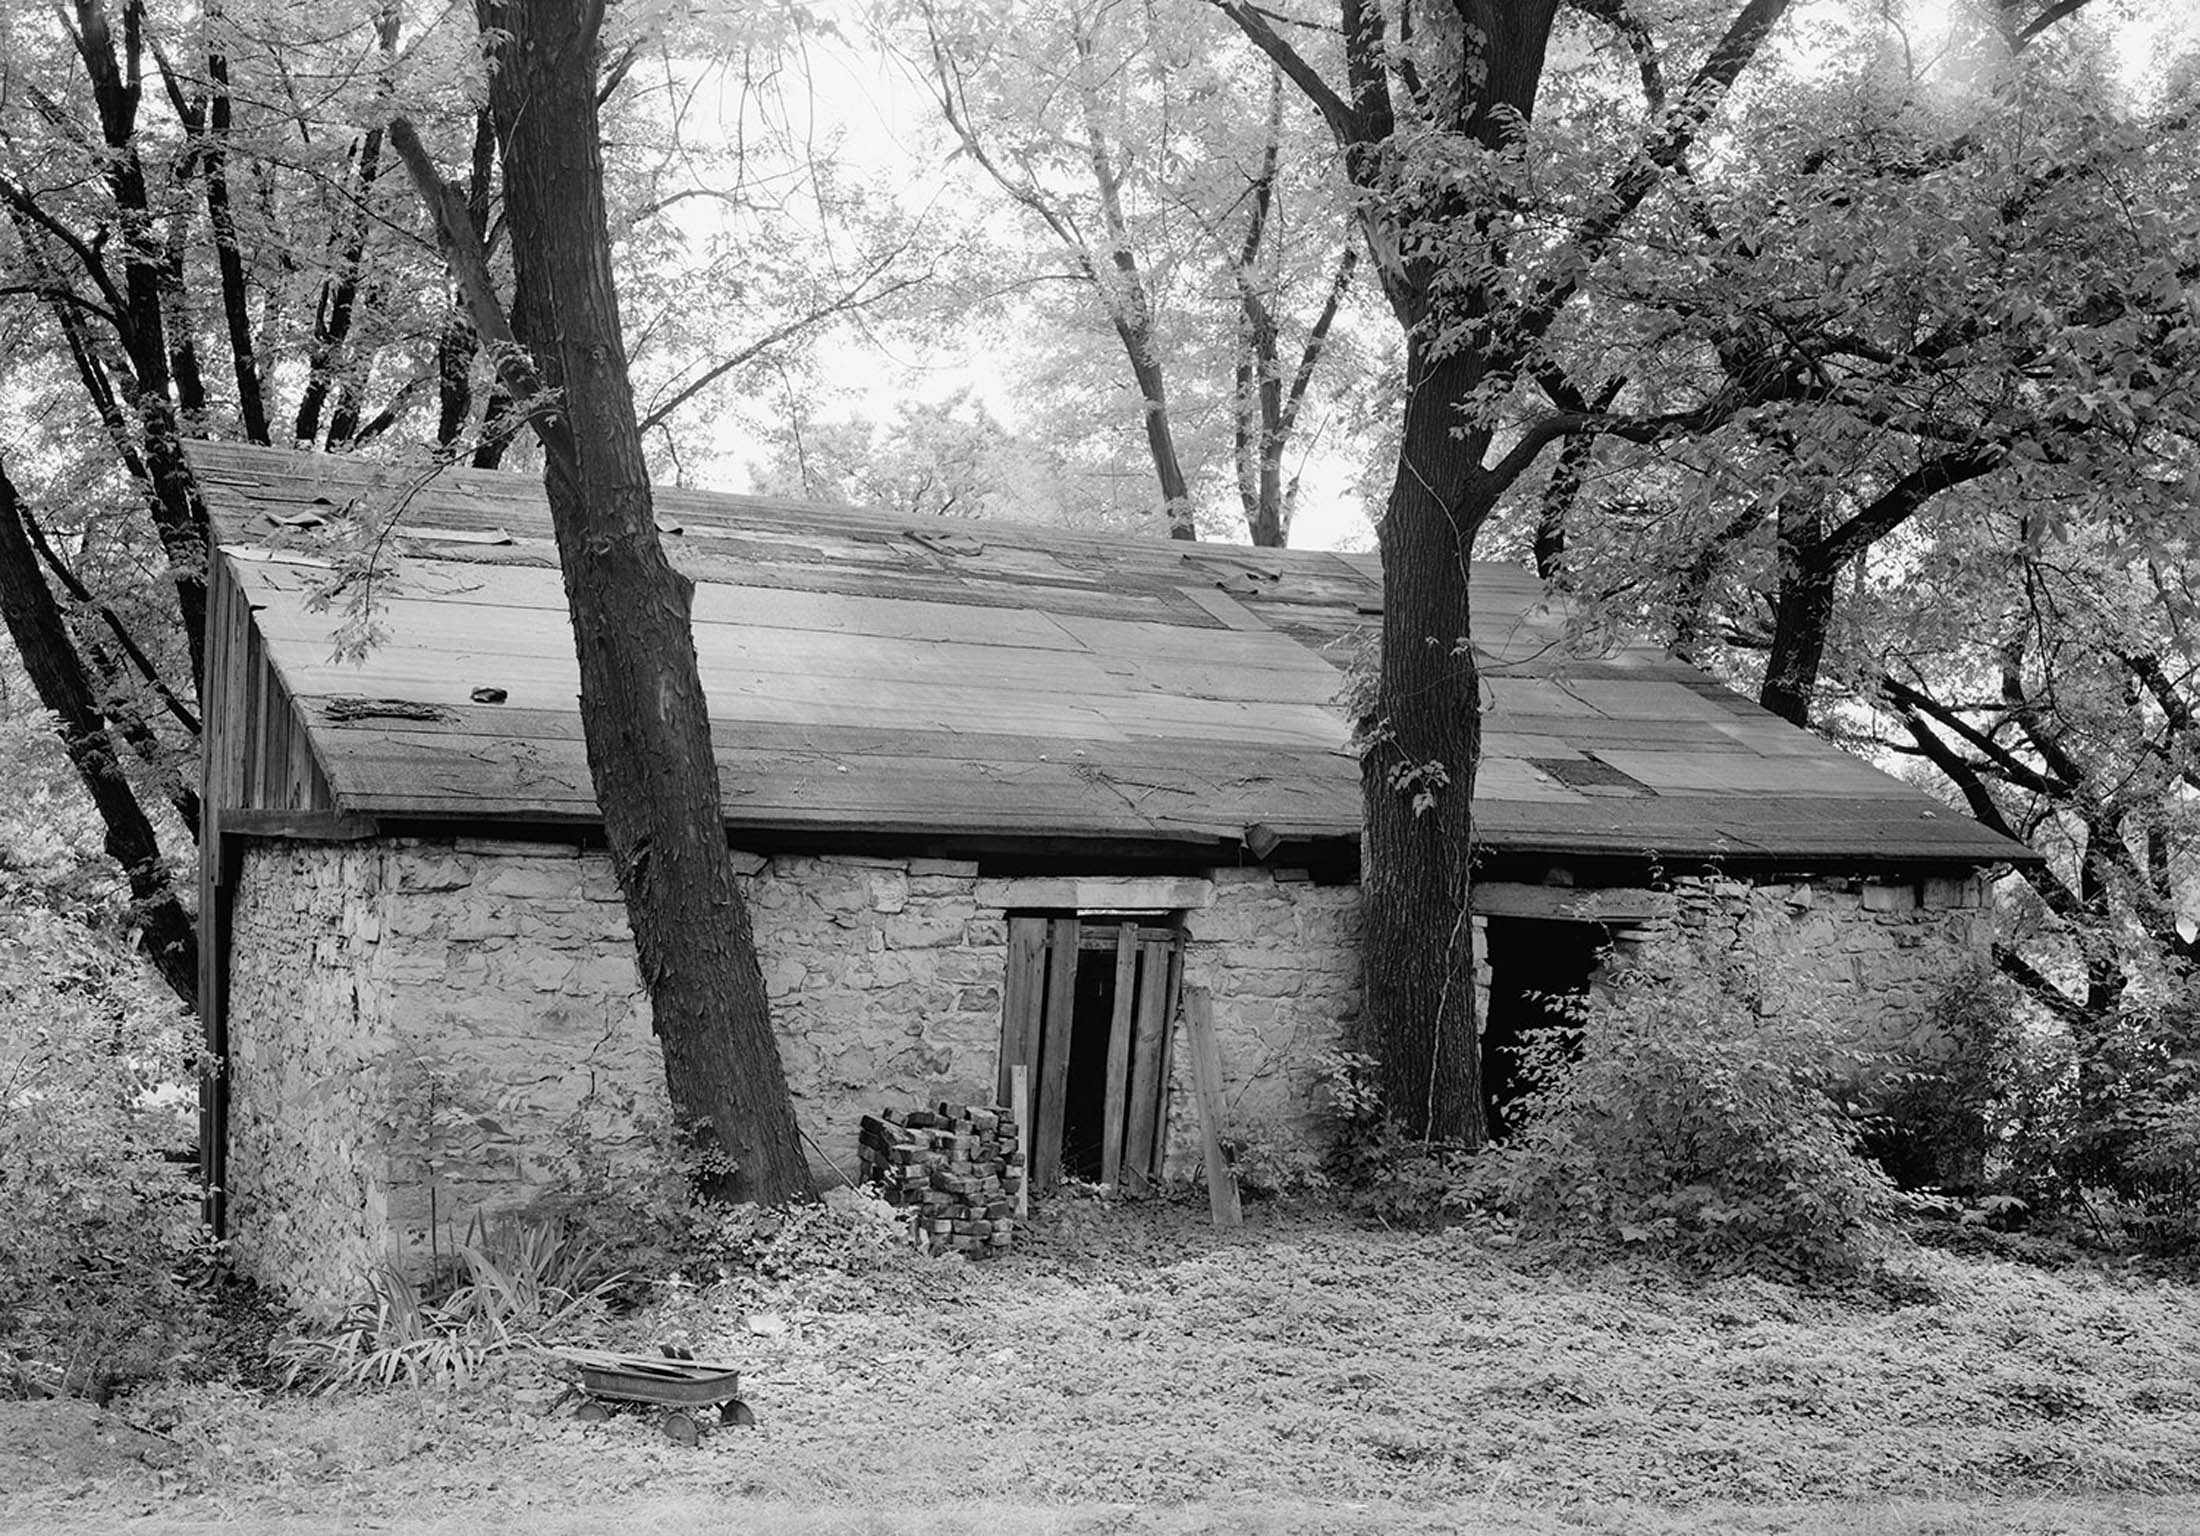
[1116, 324, 1196, 540]
[200, 16, 271, 446]
[1359, 341, 1487, 1145]
[66, 0, 211, 687]
[1760, 496, 1836, 727]
[1219, 0, 1792, 1150]
[1531, 431, 1593, 585]
[482, 0, 814, 1205]
[0, 456, 198, 1006]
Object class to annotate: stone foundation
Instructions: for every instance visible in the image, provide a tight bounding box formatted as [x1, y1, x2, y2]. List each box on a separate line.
[221, 839, 1362, 1308]
[221, 837, 1993, 1309]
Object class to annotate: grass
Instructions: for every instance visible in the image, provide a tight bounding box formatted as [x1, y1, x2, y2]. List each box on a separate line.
[7, 1193, 2200, 1533]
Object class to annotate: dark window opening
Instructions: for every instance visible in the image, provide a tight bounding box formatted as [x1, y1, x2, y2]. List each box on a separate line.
[1482, 917, 1611, 1142]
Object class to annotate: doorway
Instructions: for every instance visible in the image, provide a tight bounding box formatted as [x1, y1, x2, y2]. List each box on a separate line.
[1481, 917, 1611, 1142]
[998, 914, 1183, 1191]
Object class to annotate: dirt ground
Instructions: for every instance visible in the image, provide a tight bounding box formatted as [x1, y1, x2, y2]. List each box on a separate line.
[6, 1196, 2199, 1534]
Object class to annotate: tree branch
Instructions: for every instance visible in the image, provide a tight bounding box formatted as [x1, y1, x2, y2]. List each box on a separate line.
[1568, 0, 1667, 112]
[1815, 447, 2005, 571]
[0, 454, 197, 1005]
[1993, 943, 2087, 1025]
[1882, 673, 2070, 800]
[388, 116, 578, 483]
[1507, 0, 1793, 357]
[19, 503, 201, 737]
[636, 269, 925, 437]
[1212, 0, 1358, 145]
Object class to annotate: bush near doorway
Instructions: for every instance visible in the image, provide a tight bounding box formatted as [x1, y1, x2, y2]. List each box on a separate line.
[1486, 932, 1900, 1274]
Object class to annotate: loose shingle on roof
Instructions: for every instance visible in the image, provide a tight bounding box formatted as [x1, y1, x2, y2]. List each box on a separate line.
[191, 441, 2031, 870]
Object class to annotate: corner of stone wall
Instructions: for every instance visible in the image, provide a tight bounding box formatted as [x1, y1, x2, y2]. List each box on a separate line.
[223, 841, 400, 1315]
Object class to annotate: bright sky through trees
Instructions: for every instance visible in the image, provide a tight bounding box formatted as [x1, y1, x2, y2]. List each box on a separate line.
[653, 0, 2193, 552]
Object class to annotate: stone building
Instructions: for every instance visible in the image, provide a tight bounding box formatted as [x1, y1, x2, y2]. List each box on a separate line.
[188, 443, 2032, 1307]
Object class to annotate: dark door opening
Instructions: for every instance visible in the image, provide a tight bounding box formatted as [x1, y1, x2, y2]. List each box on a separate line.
[999, 915, 1183, 1191]
[1059, 945, 1122, 1181]
[1481, 917, 1610, 1142]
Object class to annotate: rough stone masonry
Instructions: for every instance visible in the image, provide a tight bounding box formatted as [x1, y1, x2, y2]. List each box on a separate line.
[220, 836, 1988, 1310]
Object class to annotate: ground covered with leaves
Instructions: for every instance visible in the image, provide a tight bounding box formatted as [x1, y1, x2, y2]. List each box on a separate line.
[8, 1196, 2200, 1534]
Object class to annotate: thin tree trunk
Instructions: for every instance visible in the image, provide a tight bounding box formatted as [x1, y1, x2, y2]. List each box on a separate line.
[0, 456, 197, 1006]
[65, 0, 212, 686]
[1117, 330, 1196, 539]
[201, 13, 271, 445]
[454, 0, 814, 1204]
[293, 126, 387, 449]
[1531, 430, 1595, 584]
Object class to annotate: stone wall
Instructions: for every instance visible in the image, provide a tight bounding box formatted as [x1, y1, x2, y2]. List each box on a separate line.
[225, 840, 1015, 1307]
[223, 843, 397, 1313]
[1685, 873, 1995, 1050]
[222, 839, 1990, 1307]
[223, 842, 1362, 1304]
[1483, 872, 1994, 1051]
[1175, 869, 1363, 1169]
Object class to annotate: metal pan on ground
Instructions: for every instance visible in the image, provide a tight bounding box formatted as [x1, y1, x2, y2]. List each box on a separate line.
[545, 1346, 755, 1446]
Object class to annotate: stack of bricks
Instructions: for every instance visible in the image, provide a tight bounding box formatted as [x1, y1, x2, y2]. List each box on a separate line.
[857, 1103, 1023, 1257]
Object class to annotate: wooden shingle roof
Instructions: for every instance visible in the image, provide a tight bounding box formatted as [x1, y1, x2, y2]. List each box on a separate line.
[191, 442, 2030, 871]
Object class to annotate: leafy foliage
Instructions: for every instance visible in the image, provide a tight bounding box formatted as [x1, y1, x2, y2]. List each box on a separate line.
[1994, 990, 2200, 1251]
[1313, 1049, 1475, 1229]
[1864, 962, 2027, 1196]
[273, 1217, 620, 1394]
[1487, 932, 1899, 1275]
[0, 831, 201, 1400]
[891, 0, 1366, 542]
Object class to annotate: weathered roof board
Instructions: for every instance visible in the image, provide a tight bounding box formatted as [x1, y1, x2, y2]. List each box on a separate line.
[189, 442, 2028, 869]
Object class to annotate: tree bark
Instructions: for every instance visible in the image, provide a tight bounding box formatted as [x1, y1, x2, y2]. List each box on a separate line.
[59, 0, 211, 687]
[1116, 328, 1196, 540]
[473, 0, 814, 1205]
[0, 456, 198, 1006]
[1359, 343, 1488, 1142]
[1760, 494, 1836, 726]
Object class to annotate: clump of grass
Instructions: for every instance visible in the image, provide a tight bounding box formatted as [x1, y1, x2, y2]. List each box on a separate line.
[274, 1217, 618, 1392]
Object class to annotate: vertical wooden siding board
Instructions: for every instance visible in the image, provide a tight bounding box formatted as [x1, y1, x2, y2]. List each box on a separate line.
[1101, 922, 1139, 1186]
[240, 629, 263, 806]
[1123, 937, 1171, 1190]
[1181, 985, 1243, 1227]
[256, 635, 280, 810]
[998, 917, 1047, 1104]
[1033, 916, 1081, 1190]
[1149, 940, 1186, 1179]
[1010, 1064, 1031, 1219]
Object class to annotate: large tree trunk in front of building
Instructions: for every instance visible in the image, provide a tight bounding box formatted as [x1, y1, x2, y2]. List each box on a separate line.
[483, 0, 814, 1205]
[1358, 342, 1486, 1145]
